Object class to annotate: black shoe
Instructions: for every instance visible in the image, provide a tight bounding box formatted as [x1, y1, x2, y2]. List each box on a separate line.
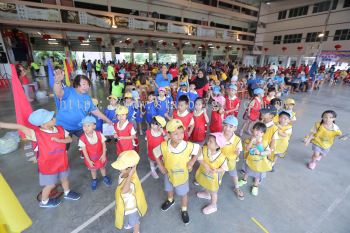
[161, 200, 175, 211]
[181, 210, 190, 225]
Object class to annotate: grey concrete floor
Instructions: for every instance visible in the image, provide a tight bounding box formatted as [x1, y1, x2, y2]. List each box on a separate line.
[0, 82, 350, 233]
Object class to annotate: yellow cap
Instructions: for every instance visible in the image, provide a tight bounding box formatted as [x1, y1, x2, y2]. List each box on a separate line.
[116, 106, 128, 115]
[111, 150, 140, 170]
[166, 119, 184, 132]
[284, 98, 295, 105]
[124, 92, 132, 98]
[107, 95, 119, 100]
[92, 98, 98, 106]
[154, 116, 166, 127]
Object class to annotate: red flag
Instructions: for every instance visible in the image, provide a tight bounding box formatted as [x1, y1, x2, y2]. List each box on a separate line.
[10, 64, 34, 138]
[65, 59, 72, 79]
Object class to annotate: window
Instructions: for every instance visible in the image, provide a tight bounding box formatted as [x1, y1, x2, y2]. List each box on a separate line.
[160, 14, 181, 22]
[288, 6, 308, 18]
[333, 29, 350, 41]
[210, 22, 230, 29]
[305, 31, 329, 42]
[313, 1, 331, 13]
[273, 35, 282, 44]
[184, 18, 201, 25]
[332, 0, 338, 9]
[74, 1, 108, 11]
[283, 33, 302, 43]
[278, 10, 287, 20]
[344, 0, 350, 8]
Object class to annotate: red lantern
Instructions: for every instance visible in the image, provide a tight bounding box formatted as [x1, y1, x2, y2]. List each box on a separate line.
[3, 30, 14, 38]
[192, 44, 196, 48]
[334, 44, 342, 50]
[297, 46, 303, 51]
[216, 45, 220, 49]
[78, 36, 84, 42]
[162, 41, 167, 47]
[173, 42, 178, 47]
[138, 39, 144, 46]
[42, 34, 51, 40]
[236, 47, 241, 51]
[282, 46, 287, 52]
[264, 48, 269, 52]
[96, 37, 102, 44]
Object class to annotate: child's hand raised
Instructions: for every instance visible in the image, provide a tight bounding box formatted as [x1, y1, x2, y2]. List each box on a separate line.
[54, 69, 65, 82]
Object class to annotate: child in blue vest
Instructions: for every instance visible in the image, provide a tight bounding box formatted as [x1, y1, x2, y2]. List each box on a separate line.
[188, 84, 198, 111]
[145, 92, 157, 128]
[176, 82, 189, 107]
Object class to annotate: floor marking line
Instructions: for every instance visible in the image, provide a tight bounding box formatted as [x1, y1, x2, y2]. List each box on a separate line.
[70, 170, 153, 233]
[251, 217, 269, 233]
[305, 184, 350, 233]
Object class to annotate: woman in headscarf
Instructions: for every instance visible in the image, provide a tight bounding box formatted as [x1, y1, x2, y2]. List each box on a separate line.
[190, 69, 209, 98]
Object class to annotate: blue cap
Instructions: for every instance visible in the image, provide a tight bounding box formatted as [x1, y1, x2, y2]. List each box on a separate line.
[253, 88, 264, 95]
[79, 116, 96, 127]
[28, 109, 55, 126]
[260, 105, 277, 115]
[228, 84, 237, 90]
[180, 82, 187, 86]
[223, 115, 238, 126]
[213, 86, 221, 94]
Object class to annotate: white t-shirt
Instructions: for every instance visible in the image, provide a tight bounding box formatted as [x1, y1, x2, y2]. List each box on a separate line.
[153, 140, 200, 159]
[78, 131, 106, 148]
[114, 120, 136, 135]
[118, 175, 137, 215]
[176, 110, 194, 126]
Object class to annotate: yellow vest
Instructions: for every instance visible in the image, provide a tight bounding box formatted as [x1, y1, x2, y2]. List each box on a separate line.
[311, 122, 342, 149]
[263, 122, 278, 161]
[161, 140, 194, 187]
[195, 146, 226, 192]
[274, 112, 296, 124]
[245, 138, 273, 172]
[115, 172, 147, 230]
[275, 124, 293, 155]
[0, 174, 32, 233]
[221, 134, 241, 170]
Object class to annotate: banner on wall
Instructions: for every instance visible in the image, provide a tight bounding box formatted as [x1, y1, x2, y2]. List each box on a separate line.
[317, 50, 350, 63]
[0, 3, 17, 19]
[168, 23, 188, 34]
[130, 18, 154, 31]
[17, 5, 60, 22]
[86, 13, 111, 28]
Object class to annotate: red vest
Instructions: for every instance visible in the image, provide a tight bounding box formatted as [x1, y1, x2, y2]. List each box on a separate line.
[190, 112, 207, 142]
[145, 129, 164, 161]
[80, 131, 106, 169]
[210, 111, 223, 133]
[114, 122, 134, 155]
[173, 110, 193, 140]
[35, 126, 69, 175]
[225, 95, 240, 117]
[249, 97, 261, 121]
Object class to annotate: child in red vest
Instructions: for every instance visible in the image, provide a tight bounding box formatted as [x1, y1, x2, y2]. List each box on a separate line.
[145, 116, 166, 179]
[0, 109, 80, 208]
[210, 96, 225, 133]
[173, 95, 194, 140]
[190, 97, 209, 143]
[79, 116, 111, 190]
[114, 106, 137, 156]
[224, 84, 240, 117]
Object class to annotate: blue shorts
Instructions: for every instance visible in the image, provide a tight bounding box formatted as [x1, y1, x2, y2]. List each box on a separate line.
[39, 169, 70, 186]
[312, 143, 330, 156]
[164, 174, 189, 196]
[124, 211, 140, 228]
[228, 169, 238, 177]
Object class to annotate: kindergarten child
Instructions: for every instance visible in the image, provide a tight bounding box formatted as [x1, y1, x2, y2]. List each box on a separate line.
[145, 92, 157, 128]
[210, 95, 225, 133]
[274, 111, 293, 161]
[114, 106, 137, 156]
[104, 95, 120, 124]
[304, 110, 346, 170]
[195, 132, 228, 214]
[221, 116, 244, 200]
[78, 116, 111, 190]
[112, 150, 147, 233]
[176, 82, 189, 106]
[283, 98, 297, 123]
[239, 122, 272, 196]
[145, 116, 166, 179]
[262, 87, 276, 108]
[188, 84, 198, 111]
[190, 97, 209, 143]
[224, 84, 240, 118]
[154, 119, 201, 224]
[124, 92, 137, 127]
[173, 95, 194, 140]
[0, 109, 80, 208]
[156, 87, 171, 119]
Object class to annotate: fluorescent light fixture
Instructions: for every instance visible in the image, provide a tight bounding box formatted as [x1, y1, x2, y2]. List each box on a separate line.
[82, 40, 90, 43]
[126, 38, 130, 40]
[228, 45, 232, 48]
[209, 46, 214, 49]
[119, 40, 122, 43]
[48, 42, 58, 45]
[112, 25, 117, 28]
[48, 38, 56, 41]
[37, 32, 41, 35]
[318, 33, 325, 37]
[236, 38, 240, 41]
[208, 43, 213, 46]
[158, 40, 163, 43]
[188, 32, 192, 36]
[198, 46, 202, 49]
[81, 43, 90, 46]
[266, 1, 271, 4]
[185, 41, 190, 45]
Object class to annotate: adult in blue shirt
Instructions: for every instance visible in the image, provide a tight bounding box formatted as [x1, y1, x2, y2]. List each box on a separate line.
[53, 70, 112, 140]
[155, 65, 172, 94]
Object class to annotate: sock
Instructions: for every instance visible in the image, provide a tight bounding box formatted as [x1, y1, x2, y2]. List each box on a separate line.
[234, 185, 239, 189]
[41, 199, 49, 204]
[181, 206, 187, 211]
[168, 197, 173, 202]
[64, 190, 70, 195]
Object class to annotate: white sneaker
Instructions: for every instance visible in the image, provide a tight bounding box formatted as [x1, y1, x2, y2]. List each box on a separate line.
[196, 191, 211, 200]
[124, 224, 132, 230]
[151, 170, 159, 179]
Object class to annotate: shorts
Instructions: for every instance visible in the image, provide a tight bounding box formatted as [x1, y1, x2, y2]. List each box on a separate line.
[228, 169, 238, 177]
[164, 174, 189, 196]
[312, 143, 330, 156]
[39, 169, 70, 186]
[275, 153, 285, 158]
[124, 211, 140, 228]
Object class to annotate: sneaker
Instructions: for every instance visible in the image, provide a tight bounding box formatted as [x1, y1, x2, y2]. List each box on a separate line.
[91, 179, 98, 190]
[251, 186, 259, 196]
[39, 198, 61, 208]
[193, 181, 200, 186]
[202, 204, 217, 215]
[161, 200, 175, 211]
[238, 179, 247, 187]
[196, 191, 211, 200]
[315, 156, 322, 161]
[124, 224, 132, 230]
[308, 161, 317, 170]
[181, 210, 190, 224]
[64, 191, 81, 200]
[103, 176, 112, 186]
[151, 170, 159, 179]
[233, 188, 244, 200]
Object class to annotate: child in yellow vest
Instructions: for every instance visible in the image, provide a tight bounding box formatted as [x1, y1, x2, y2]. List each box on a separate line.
[221, 116, 244, 200]
[273, 98, 296, 124]
[239, 122, 272, 196]
[153, 119, 201, 224]
[195, 132, 228, 214]
[274, 111, 293, 161]
[304, 110, 346, 170]
[112, 150, 147, 233]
